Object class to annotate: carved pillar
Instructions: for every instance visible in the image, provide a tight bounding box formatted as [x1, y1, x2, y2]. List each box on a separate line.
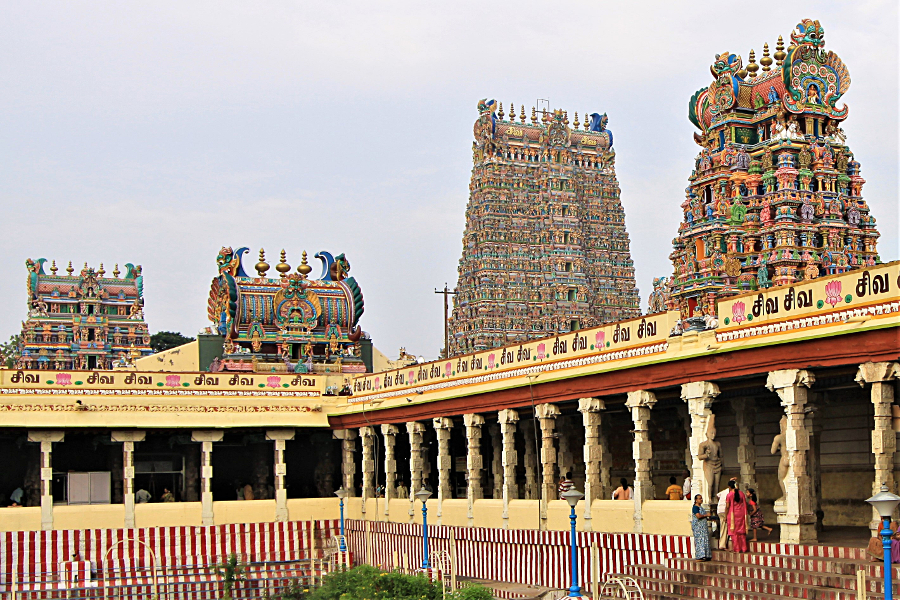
[766, 369, 816, 544]
[407, 421, 425, 518]
[625, 391, 657, 533]
[192, 430, 224, 526]
[333, 429, 358, 496]
[675, 403, 693, 472]
[498, 409, 518, 526]
[381, 424, 398, 516]
[360, 427, 376, 513]
[682, 382, 721, 507]
[523, 420, 538, 499]
[464, 413, 485, 525]
[557, 415, 575, 482]
[489, 423, 502, 499]
[269, 429, 295, 522]
[535, 403, 560, 526]
[732, 398, 757, 494]
[433, 417, 454, 524]
[111, 431, 146, 529]
[28, 431, 64, 530]
[857, 362, 900, 536]
[578, 397, 606, 530]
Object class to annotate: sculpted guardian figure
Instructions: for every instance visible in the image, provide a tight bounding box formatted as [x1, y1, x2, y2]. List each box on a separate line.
[697, 414, 723, 502]
[770, 416, 790, 503]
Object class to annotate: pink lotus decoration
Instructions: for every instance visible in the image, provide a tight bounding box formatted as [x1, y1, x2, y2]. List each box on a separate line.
[374, 377, 381, 391]
[731, 301, 746, 324]
[595, 331, 605, 347]
[537, 343, 546, 360]
[267, 376, 282, 389]
[487, 354, 496, 369]
[165, 375, 181, 387]
[408, 370, 416, 385]
[445, 363, 452, 377]
[56, 373, 72, 386]
[825, 280, 842, 307]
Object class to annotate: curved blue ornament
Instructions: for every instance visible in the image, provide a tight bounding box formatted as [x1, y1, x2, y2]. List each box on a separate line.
[315, 251, 335, 281]
[234, 247, 250, 277]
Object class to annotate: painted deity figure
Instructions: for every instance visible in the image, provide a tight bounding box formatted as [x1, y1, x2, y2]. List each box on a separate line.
[770, 416, 790, 503]
[767, 86, 780, 104]
[697, 414, 723, 503]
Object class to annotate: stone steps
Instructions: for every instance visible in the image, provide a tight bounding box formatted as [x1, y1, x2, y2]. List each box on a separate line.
[626, 573, 885, 600]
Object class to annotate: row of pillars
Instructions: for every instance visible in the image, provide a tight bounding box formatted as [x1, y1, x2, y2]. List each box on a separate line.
[341, 364, 898, 543]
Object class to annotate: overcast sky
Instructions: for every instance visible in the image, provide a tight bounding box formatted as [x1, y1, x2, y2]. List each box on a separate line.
[1, 1, 896, 361]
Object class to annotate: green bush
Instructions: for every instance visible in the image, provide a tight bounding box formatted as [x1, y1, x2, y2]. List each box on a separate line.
[445, 582, 494, 600]
[303, 565, 491, 600]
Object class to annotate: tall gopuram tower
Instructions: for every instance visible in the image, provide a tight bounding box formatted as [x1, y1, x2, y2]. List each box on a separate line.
[449, 100, 640, 356]
[663, 19, 881, 320]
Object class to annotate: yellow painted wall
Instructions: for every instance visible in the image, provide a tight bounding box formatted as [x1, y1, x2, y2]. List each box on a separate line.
[590, 501, 635, 533]
[54, 504, 125, 530]
[507, 500, 541, 530]
[641, 500, 693, 536]
[0, 507, 41, 531]
[472, 499, 503, 528]
[286, 498, 340, 521]
[213, 500, 276, 525]
[135, 502, 202, 528]
[133, 341, 200, 372]
[435, 500, 469, 528]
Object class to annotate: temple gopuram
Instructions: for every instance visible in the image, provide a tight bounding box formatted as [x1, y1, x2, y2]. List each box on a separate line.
[657, 19, 881, 321]
[18, 259, 151, 370]
[207, 246, 366, 374]
[450, 100, 640, 355]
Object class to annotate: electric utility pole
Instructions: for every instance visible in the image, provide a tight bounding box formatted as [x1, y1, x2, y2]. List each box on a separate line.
[435, 284, 457, 359]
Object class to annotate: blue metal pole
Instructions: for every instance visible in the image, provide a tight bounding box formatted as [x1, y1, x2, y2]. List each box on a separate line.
[569, 504, 580, 597]
[339, 499, 347, 553]
[422, 501, 431, 570]
[883, 515, 893, 600]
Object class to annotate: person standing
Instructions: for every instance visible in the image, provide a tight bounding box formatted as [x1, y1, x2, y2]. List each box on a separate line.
[161, 488, 175, 503]
[716, 486, 730, 549]
[666, 476, 683, 500]
[557, 472, 575, 499]
[691, 495, 712, 561]
[682, 470, 692, 500]
[135, 489, 151, 504]
[725, 479, 750, 552]
[612, 478, 632, 500]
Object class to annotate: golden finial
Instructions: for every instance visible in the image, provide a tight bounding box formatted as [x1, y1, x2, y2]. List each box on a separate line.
[563, 110, 569, 125]
[83, 262, 88, 271]
[66, 261, 74, 276]
[98, 263, 105, 277]
[761, 43, 773, 72]
[276, 249, 290, 276]
[531, 106, 537, 124]
[583, 112, 589, 130]
[573, 112, 580, 129]
[498, 102, 504, 120]
[747, 49, 759, 78]
[519, 105, 526, 123]
[509, 103, 514, 122]
[113, 264, 120, 278]
[737, 68, 748, 79]
[50, 260, 57, 275]
[255, 248, 270, 277]
[774, 36, 786, 66]
[297, 251, 312, 278]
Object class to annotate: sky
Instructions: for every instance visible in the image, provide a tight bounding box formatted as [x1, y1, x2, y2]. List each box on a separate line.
[0, 1, 896, 361]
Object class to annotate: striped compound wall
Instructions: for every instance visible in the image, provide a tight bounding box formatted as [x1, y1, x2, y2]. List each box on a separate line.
[345, 520, 694, 590]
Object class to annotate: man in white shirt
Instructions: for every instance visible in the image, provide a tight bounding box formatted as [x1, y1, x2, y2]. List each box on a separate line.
[682, 470, 692, 500]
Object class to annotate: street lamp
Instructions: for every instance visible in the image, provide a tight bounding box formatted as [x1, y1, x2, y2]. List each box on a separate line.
[561, 488, 585, 598]
[415, 487, 433, 570]
[334, 487, 348, 554]
[867, 483, 900, 600]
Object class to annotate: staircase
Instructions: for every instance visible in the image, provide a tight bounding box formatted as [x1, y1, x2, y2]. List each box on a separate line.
[621, 542, 898, 600]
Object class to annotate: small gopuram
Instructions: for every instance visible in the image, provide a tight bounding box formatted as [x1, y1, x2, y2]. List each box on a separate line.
[450, 100, 640, 355]
[664, 19, 881, 320]
[207, 247, 366, 374]
[18, 259, 151, 370]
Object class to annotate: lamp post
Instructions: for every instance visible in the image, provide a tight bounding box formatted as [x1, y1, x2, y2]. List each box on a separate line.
[867, 483, 900, 600]
[561, 488, 585, 598]
[334, 487, 348, 554]
[415, 487, 433, 570]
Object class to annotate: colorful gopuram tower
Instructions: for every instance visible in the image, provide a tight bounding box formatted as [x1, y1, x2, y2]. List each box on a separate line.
[663, 19, 881, 320]
[18, 259, 152, 370]
[450, 100, 640, 355]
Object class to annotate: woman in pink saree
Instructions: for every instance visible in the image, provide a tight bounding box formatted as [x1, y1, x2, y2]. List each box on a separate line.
[725, 479, 750, 552]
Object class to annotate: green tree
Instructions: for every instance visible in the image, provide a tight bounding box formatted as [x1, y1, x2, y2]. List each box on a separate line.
[150, 331, 195, 353]
[213, 553, 246, 600]
[0, 335, 21, 368]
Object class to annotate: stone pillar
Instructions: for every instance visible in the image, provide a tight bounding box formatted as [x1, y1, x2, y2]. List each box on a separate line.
[535, 403, 560, 525]
[332, 429, 358, 495]
[681, 381, 720, 506]
[406, 421, 425, 518]
[111, 431, 146, 529]
[857, 361, 900, 536]
[523, 420, 539, 499]
[578, 397, 606, 530]
[626, 391, 657, 533]
[268, 429, 295, 522]
[381, 424, 398, 516]
[489, 423, 502, 499]
[498, 409, 519, 526]
[360, 427, 376, 511]
[675, 403, 693, 472]
[464, 413, 485, 525]
[192, 430, 224, 526]
[28, 431, 64, 531]
[766, 369, 816, 544]
[557, 415, 575, 482]
[433, 417, 453, 524]
[732, 398, 758, 494]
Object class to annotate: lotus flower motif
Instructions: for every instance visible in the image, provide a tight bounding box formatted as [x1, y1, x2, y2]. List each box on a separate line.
[825, 280, 842, 307]
[595, 331, 605, 347]
[56, 373, 72, 386]
[731, 301, 746, 324]
[537, 343, 546, 360]
[487, 354, 496, 369]
[267, 376, 281, 389]
[445, 363, 452, 377]
[165, 375, 181, 387]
